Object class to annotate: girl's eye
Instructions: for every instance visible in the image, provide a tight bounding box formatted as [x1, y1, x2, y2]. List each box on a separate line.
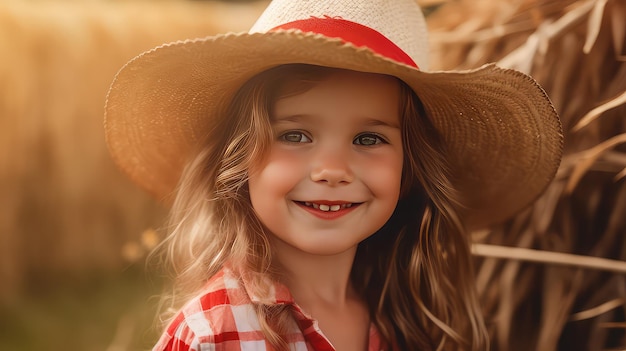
[354, 133, 386, 146]
[280, 131, 311, 143]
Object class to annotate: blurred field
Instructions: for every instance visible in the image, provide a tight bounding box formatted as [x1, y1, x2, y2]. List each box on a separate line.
[0, 0, 265, 299]
[0, 268, 163, 351]
[1, 0, 624, 350]
[0, 0, 264, 350]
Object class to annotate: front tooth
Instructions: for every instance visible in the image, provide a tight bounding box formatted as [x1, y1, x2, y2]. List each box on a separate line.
[330, 205, 340, 211]
[319, 204, 330, 211]
[312, 203, 320, 209]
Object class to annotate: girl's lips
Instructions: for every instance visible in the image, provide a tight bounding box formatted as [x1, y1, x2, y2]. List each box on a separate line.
[294, 201, 361, 220]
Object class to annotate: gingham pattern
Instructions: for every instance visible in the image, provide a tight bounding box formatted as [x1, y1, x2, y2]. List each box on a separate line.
[152, 267, 384, 351]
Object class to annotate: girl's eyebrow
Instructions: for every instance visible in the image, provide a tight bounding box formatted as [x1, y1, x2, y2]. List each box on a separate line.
[272, 114, 400, 129]
[363, 118, 401, 129]
[271, 114, 310, 123]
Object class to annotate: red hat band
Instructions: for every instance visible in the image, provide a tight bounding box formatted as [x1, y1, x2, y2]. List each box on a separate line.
[271, 17, 418, 69]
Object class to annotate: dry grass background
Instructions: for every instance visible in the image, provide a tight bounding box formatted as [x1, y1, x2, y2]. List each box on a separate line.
[0, 1, 266, 349]
[0, 0, 624, 350]
[0, 0, 265, 301]
[427, 0, 626, 350]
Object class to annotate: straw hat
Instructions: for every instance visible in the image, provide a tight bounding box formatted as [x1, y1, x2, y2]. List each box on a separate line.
[104, 0, 563, 230]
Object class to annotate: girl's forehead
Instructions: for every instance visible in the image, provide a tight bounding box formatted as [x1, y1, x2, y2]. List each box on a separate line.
[275, 69, 400, 101]
[268, 65, 399, 98]
[272, 70, 402, 126]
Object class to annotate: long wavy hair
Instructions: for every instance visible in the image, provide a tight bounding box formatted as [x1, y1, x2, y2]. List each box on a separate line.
[155, 64, 489, 350]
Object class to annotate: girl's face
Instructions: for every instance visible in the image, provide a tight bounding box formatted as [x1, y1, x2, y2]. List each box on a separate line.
[248, 69, 403, 256]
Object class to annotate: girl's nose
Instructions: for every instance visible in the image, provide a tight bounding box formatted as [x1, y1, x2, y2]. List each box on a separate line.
[309, 149, 354, 186]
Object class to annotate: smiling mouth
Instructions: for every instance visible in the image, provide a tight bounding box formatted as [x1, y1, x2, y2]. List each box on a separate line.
[295, 201, 360, 212]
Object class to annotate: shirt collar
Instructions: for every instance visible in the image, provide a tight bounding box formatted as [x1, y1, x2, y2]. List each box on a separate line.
[226, 263, 295, 306]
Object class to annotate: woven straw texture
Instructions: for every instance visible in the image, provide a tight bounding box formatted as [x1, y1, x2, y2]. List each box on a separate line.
[105, 0, 563, 229]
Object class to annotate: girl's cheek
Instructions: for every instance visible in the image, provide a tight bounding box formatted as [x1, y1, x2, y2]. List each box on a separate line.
[252, 148, 307, 186]
[364, 150, 403, 194]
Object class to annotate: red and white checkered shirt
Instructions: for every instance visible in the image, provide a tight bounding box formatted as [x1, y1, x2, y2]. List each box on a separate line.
[153, 266, 384, 351]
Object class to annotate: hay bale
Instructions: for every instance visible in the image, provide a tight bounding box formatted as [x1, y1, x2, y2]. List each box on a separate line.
[428, 0, 626, 349]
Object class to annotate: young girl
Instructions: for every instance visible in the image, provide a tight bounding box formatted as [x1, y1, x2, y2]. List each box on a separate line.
[104, 0, 563, 350]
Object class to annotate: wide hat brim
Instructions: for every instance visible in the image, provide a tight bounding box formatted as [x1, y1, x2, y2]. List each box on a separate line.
[105, 30, 563, 230]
